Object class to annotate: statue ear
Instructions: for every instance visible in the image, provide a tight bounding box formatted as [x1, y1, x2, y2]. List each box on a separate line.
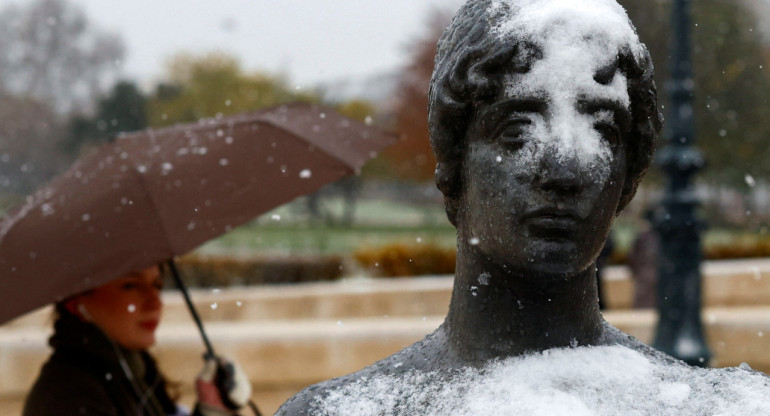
[444, 195, 460, 227]
[616, 177, 637, 215]
[435, 161, 463, 227]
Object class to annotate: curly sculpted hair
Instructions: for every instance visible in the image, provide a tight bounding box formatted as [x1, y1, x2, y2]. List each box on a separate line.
[428, 0, 663, 225]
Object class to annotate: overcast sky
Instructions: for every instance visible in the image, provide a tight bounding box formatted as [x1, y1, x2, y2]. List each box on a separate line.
[9, 0, 768, 90]
[1, 0, 465, 88]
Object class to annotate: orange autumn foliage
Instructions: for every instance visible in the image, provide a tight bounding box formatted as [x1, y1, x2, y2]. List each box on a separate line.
[382, 10, 452, 182]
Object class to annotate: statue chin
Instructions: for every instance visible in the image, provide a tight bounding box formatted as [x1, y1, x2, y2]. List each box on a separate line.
[468, 236, 597, 278]
[524, 241, 599, 276]
[518, 258, 592, 277]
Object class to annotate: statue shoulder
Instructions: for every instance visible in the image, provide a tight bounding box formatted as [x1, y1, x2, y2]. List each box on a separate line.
[273, 379, 335, 416]
[275, 327, 451, 415]
[274, 361, 400, 415]
[599, 320, 683, 366]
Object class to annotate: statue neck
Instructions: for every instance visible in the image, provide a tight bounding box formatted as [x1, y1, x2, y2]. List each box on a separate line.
[445, 243, 605, 364]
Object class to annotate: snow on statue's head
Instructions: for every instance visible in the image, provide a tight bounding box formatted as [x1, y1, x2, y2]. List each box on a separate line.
[429, 0, 662, 226]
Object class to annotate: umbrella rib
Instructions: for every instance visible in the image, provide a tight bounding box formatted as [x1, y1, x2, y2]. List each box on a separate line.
[259, 119, 365, 171]
[191, 113, 357, 170]
[128, 159, 177, 256]
[128, 157, 219, 358]
[122, 116, 351, 254]
[116, 103, 383, 172]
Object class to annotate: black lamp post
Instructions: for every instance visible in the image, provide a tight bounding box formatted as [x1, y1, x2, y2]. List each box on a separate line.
[652, 0, 711, 367]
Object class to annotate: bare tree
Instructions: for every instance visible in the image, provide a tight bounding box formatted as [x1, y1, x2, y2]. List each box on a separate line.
[0, 0, 124, 202]
[0, 0, 125, 114]
[0, 95, 66, 202]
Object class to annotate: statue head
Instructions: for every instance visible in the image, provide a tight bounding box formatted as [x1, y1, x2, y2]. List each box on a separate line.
[428, 0, 662, 274]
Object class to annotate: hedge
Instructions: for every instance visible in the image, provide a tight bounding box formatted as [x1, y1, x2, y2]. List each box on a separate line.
[172, 253, 344, 287]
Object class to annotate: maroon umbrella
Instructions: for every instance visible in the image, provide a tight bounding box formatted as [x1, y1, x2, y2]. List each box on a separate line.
[0, 103, 397, 327]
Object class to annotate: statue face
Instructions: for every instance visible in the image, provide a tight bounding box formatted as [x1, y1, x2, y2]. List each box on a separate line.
[459, 33, 630, 275]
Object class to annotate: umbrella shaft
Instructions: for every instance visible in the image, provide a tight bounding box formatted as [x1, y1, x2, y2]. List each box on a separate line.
[167, 259, 216, 358]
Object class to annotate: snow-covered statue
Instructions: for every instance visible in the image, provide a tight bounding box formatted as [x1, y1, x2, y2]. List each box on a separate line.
[277, 0, 770, 414]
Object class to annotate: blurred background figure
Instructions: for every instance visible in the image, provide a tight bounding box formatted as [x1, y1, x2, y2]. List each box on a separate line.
[23, 265, 252, 416]
[628, 208, 660, 309]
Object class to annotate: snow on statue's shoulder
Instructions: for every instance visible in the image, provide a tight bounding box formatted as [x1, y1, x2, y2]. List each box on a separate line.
[313, 345, 770, 416]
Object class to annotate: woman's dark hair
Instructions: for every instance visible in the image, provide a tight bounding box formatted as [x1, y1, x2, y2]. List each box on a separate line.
[428, 0, 663, 225]
[51, 262, 180, 402]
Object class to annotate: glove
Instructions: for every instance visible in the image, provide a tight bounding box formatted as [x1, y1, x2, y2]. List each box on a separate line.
[195, 355, 252, 416]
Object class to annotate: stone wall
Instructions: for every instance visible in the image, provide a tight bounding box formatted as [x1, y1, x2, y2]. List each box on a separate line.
[2, 258, 770, 415]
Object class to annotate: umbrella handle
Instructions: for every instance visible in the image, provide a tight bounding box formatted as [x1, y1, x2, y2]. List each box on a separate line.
[166, 259, 216, 358]
[248, 400, 265, 416]
[167, 259, 265, 416]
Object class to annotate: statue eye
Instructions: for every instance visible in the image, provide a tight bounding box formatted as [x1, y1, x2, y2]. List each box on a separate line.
[496, 120, 530, 151]
[594, 122, 620, 147]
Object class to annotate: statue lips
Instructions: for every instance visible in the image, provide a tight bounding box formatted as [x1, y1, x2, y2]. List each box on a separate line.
[522, 207, 582, 239]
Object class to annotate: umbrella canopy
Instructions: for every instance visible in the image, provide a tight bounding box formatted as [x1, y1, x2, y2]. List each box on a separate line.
[0, 103, 397, 325]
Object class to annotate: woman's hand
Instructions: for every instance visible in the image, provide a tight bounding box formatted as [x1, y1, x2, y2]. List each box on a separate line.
[195, 355, 252, 415]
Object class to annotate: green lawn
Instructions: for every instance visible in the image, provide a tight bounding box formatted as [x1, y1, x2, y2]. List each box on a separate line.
[5, 189, 768, 263]
[196, 221, 457, 256]
[195, 197, 456, 256]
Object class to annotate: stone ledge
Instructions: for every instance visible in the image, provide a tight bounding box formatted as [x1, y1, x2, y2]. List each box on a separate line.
[3, 307, 769, 415]
[6, 257, 770, 329]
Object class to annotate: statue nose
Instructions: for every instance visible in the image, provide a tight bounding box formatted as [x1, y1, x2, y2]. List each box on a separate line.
[536, 148, 584, 195]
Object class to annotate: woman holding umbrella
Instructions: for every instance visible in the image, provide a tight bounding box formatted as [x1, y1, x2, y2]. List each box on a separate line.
[22, 265, 252, 416]
[0, 103, 394, 415]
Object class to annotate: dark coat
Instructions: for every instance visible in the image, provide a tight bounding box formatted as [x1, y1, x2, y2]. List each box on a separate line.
[23, 311, 183, 416]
